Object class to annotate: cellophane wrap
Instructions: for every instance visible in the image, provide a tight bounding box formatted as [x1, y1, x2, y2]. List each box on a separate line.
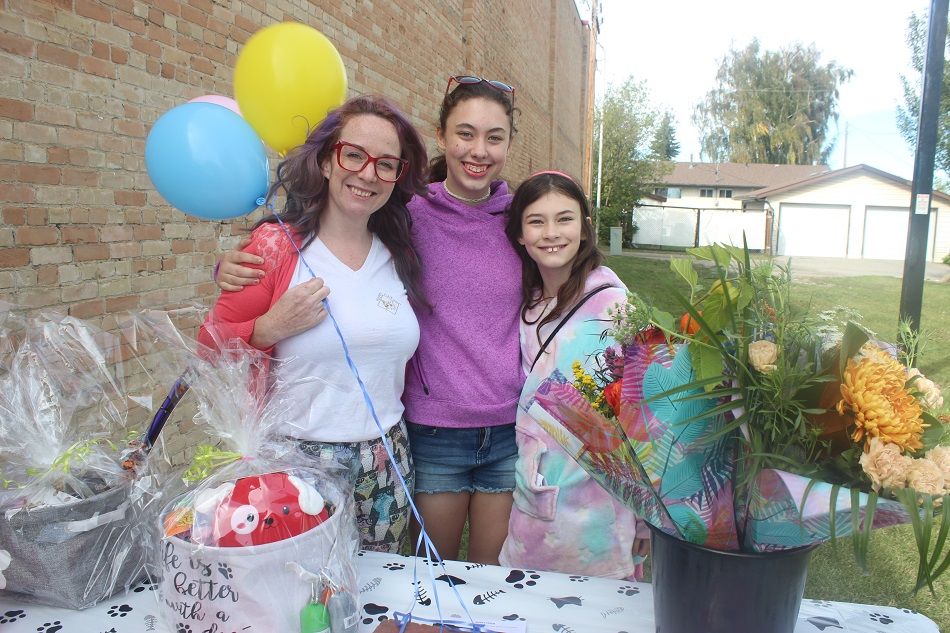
[0, 303, 152, 609]
[123, 310, 361, 633]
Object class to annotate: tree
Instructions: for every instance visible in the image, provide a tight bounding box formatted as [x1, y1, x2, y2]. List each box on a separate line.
[694, 40, 852, 165]
[593, 76, 671, 245]
[897, 11, 950, 179]
[650, 112, 680, 160]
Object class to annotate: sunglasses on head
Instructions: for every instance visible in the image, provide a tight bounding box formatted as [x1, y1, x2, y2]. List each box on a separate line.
[445, 75, 515, 101]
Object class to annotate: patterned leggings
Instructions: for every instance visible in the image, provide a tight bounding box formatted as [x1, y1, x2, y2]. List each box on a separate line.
[297, 420, 414, 554]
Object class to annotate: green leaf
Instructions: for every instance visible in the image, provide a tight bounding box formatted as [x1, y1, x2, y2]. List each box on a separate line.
[828, 484, 840, 549]
[685, 245, 717, 261]
[670, 258, 699, 294]
[839, 321, 870, 375]
[698, 289, 730, 333]
[735, 278, 754, 312]
[693, 344, 725, 389]
[919, 412, 948, 451]
[652, 309, 676, 336]
[849, 487, 869, 571]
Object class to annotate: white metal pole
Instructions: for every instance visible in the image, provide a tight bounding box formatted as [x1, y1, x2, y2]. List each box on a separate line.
[596, 115, 604, 209]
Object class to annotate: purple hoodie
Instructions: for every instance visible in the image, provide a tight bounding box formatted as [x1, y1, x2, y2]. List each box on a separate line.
[403, 181, 523, 428]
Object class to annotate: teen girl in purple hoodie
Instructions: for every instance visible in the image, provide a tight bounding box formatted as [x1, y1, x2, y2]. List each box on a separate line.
[215, 78, 522, 564]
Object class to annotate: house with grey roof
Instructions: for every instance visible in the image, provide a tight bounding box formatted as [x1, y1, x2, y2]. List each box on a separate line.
[635, 162, 949, 262]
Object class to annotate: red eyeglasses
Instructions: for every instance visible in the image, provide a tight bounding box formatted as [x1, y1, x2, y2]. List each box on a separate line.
[332, 141, 409, 183]
[445, 75, 515, 103]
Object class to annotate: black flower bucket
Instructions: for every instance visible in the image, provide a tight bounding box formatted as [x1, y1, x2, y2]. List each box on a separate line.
[649, 524, 816, 633]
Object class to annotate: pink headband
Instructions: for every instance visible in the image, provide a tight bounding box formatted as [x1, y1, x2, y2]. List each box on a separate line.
[529, 169, 575, 182]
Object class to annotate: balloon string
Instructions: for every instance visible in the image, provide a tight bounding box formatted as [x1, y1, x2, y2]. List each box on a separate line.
[261, 199, 478, 626]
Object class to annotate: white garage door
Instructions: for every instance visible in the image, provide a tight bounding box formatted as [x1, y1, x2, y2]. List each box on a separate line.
[863, 206, 909, 260]
[777, 204, 850, 257]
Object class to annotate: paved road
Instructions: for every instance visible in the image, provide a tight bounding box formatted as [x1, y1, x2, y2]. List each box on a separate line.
[614, 249, 950, 282]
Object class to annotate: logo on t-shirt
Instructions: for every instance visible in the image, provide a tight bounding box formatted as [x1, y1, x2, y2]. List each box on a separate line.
[377, 293, 399, 314]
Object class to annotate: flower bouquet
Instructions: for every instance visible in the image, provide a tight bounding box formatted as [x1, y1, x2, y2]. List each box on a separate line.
[525, 244, 948, 631]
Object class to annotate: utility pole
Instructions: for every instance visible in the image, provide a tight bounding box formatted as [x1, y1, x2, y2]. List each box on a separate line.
[595, 113, 604, 242]
[899, 0, 949, 338]
[581, 0, 600, 196]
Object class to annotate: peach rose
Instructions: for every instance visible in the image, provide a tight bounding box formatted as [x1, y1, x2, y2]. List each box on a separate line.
[925, 445, 950, 483]
[905, 458, 946, 496]
[859, 438, 912, 491]
[907, 368, 944, 410]
[748, 340, 778, 373]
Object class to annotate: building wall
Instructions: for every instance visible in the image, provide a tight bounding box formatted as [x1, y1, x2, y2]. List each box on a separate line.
[0, 0, 591, 317]
[0, 0, 590, 465]
[652, 185, 757, 211]
[766, 174, 948, 261]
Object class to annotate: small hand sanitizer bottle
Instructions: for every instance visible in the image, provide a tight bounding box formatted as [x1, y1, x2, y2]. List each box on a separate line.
[300, 581, 330, 633]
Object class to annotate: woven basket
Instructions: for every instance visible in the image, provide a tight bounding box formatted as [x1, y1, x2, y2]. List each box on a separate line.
[0, 480, 144, 609]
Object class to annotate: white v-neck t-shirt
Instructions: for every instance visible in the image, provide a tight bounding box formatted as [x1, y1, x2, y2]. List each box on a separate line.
[273, 235, 419, 442]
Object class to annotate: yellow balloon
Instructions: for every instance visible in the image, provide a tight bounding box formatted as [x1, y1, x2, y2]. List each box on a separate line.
[234, 22, 348, 154]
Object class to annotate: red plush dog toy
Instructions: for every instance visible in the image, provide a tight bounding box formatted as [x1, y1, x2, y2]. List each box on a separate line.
[194, 471, 330, 547]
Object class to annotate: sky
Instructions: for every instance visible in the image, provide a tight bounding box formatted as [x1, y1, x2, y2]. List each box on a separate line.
[595, 0, 932, 179]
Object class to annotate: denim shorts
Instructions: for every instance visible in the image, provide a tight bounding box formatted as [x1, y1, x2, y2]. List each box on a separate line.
[406, 421, 517, 494]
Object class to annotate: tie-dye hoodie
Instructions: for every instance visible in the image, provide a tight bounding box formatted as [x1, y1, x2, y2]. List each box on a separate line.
[499, 266, 649, 579]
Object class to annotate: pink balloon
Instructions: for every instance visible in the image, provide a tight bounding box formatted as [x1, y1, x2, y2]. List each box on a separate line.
[188, 95, 241, 116]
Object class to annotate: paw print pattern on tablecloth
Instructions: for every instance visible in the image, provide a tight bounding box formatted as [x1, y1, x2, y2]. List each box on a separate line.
[413, 580, 432, 606]
[552, 625, 577, 633]
[504, 569, 540, 589]
[473, 589, 505, 605]
[218, 563, 233, 579]
[568, 575, 589, 582]
[108, 604, 133, 617]
[809, 599, 834, 608]
[805, 616, 843, 631]
[869, 612, 894, 625]
[502, 614, 525, 621]
[383, 562, 405, 571]
[176, 624, 192, 633]
[132, 577, 157, 592]
[418, 558, 443, 567]
[361, 576, 382, 594]
[362, 603, 391, 625]
[35, 622, 62, 633]
[616, 585, 639, 596]
[550, 596, 583, 609]
[0, 610, 25, 624]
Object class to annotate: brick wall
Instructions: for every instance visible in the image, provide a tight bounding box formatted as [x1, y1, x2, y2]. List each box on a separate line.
[1, 0, 590, 315]
[0, 0, 590, 465]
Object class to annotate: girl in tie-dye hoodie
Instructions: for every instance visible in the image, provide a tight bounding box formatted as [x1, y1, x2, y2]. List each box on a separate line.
[498, 171, 650, 579]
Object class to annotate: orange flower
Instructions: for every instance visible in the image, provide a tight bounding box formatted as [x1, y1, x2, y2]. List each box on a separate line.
[679, 311, 701, 335]
[836, 353, 925, 452]
[604, 379, 623, 417]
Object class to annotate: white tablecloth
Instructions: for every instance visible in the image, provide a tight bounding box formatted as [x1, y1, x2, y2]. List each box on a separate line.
[0, 550, 939, 633]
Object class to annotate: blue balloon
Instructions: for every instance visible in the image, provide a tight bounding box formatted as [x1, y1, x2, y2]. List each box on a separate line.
[145, 102, 268, 220]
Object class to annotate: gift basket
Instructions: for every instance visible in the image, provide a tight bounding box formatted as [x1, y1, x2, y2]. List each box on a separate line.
[0, 305, 151, 609]
[124, 310, 361, 633]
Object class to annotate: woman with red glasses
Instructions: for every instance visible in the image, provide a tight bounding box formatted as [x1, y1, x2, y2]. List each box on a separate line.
[198, 94, 429, 554]
[214, 76, 520, 564]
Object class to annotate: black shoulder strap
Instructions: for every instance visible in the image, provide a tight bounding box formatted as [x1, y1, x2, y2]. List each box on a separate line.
[530, 284, 613, 372]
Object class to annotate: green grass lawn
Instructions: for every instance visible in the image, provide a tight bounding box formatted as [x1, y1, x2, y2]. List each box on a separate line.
[605, 253, 950, 630]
